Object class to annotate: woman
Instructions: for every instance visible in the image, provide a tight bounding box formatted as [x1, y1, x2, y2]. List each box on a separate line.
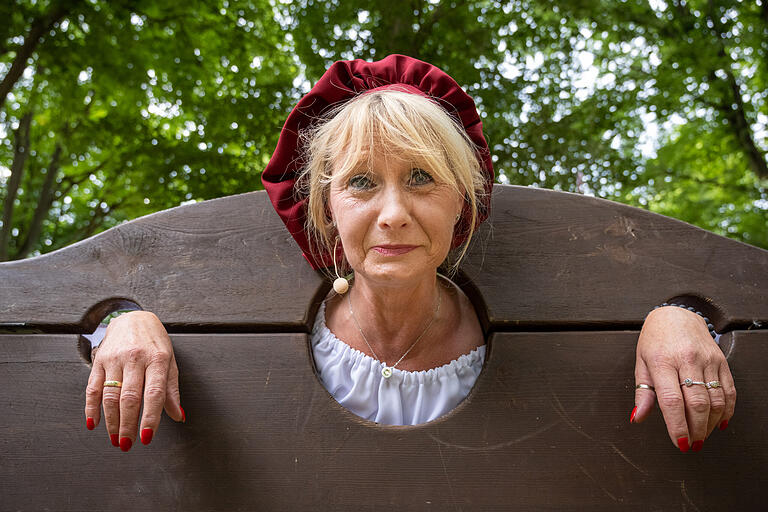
[85, 55, 735, 453]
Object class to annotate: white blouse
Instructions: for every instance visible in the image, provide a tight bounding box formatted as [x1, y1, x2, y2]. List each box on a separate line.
[311, 303, 486, 426]
[84, 303, 486, 427]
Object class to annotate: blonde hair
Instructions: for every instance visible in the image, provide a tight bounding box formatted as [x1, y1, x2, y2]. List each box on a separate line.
[297, 89, 486, 272]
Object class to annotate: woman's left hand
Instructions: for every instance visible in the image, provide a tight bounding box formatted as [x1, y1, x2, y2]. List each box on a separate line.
[632, 306, 736, 452]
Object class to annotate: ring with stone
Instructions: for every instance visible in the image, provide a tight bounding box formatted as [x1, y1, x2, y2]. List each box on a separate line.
[705, 380, 721, 389]
[680, 378, 706, 387]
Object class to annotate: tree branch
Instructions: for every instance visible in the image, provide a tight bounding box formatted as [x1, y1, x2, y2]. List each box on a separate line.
[762, 1, 768, 27]
[0, 41, 21, 60]
[131, 8, 195, 25]
[413, 0, 455, 53]
[0, 3, 72, 112]
[722, 68, 768, 178]
[15, 143, 62, 259]
[57, 158, 108, 198]
[703, 5, 768, 179]
[52, 197, 125, 252]
[0, 111, 32, 261]
[661, 166, 765, 194]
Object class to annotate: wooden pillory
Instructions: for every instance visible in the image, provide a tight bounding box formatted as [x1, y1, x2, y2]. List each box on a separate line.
[1, 185, 766, 511]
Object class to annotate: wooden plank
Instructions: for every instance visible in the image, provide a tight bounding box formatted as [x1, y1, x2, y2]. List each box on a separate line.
[1, 186, 766, 331]
[1, 330, 764, 510]
[0, 191, 324, 332]
[462, 186, 768, 331]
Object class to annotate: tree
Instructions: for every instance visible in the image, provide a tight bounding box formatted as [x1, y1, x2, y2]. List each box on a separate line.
[1, 0, 297, 260]
[557, 0, 768, 247]
[2, 0, 766, 259]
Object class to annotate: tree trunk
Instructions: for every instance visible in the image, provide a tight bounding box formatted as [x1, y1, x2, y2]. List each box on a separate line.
[0, 4, 71, 112]
[16, 144, 62, 259]
[0, 112, 32, 261]
[705, 5, 768, 180]
[723, 69, 768, 180]
[762, 1, 768, 26]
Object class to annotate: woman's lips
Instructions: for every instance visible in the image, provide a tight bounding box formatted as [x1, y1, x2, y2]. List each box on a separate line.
[372, 245, 417, 256]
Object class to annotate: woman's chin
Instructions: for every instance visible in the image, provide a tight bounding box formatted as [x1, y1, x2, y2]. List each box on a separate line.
[356, 259, 440, 286]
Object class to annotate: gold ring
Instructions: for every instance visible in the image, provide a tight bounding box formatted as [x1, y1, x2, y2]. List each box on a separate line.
[635, 383, 655, 391]
[103, 380, 122, 388]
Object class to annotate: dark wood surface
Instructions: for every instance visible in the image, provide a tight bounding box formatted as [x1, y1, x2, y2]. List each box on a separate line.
[1, 185, 766, 511]
[2, 186, 766, 333]
[1, 330, 764, 511]
[462, 186, 768, 332]
[0, 191, 324, 332]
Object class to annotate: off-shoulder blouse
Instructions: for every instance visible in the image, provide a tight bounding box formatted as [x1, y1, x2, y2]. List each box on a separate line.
[311, 302, 485, 426]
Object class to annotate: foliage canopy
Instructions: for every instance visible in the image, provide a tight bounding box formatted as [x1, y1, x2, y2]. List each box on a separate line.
[1, 0, 766, 260]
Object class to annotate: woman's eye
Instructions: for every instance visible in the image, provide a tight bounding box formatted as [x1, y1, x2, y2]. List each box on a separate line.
[409, 168, 434, 186]
[348, 174, 374, 190]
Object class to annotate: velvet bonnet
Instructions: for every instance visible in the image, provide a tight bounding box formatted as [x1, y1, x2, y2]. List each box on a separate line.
[261, 54, 494, 270]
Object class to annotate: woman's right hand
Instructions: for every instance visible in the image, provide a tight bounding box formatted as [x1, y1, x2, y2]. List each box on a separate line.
[84, 311, 184, 451]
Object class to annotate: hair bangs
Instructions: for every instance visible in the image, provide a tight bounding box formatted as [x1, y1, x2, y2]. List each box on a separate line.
[333, 92, 461, 191]
[298, 88, 487, 275]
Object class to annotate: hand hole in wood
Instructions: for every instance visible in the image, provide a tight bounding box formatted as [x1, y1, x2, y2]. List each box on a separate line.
[77, 298, 142, 365]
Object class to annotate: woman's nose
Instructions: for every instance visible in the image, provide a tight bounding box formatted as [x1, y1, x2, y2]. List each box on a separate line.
[377, 187, 411, 229]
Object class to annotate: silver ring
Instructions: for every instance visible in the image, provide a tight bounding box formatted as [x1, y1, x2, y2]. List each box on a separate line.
[705, 380, 721, 389]
[635, 384, 655, 391]
[680, 378, 706, 387]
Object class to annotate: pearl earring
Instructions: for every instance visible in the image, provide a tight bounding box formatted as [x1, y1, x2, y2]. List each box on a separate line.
[332, 236, 349, 294]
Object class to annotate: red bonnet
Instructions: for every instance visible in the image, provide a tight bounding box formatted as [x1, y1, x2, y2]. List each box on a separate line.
[261, 54, 494, 270]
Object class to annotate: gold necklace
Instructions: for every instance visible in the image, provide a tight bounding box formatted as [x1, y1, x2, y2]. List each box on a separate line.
[347, 284, 442, 379]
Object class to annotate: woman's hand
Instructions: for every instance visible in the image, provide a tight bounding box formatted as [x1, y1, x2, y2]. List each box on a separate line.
[632, 306, 735, 452]
[84, 311, 184, 451]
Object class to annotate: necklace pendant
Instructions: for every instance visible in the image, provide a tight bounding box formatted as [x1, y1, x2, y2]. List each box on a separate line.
[381, 366, 393, 379]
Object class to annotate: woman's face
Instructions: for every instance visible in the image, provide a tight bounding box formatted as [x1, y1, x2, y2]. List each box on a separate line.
[328, 150, 463, 286]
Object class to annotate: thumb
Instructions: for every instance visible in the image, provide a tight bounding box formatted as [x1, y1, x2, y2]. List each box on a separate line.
[631, 355, 656, 424]
[163, 354, 185, 423]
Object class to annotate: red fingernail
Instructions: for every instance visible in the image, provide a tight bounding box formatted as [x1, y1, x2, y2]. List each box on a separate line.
[141, 428, 154, 445]
[119, 437, 132, 452]
[180, 406, 186, 423]
[719, 420, 728, 431]
[86, 417, 95, 430]
[110, 434, 119, 447]
[677, 437, 690, 453]
[691, 440, 704, 452]
[629, 406, 637, 423]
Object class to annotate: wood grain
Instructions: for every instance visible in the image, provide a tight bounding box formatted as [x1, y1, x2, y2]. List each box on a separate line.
[1, 330, 764, 511]
[1, 186, 766, 332]
[0, 191, 324, 332]
[462, 186, 768, 331]
[1, 184, 765, 510]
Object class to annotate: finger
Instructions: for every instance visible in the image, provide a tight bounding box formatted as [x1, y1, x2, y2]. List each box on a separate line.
[679, 372, 710, 452]
[163, 353, 185, 423]
[138, 350, 173, 445]
[631, 356, 655, 424]
[117, 361, 145, 452]
[717, 360, 737, 431]
[651, 364, 691, 452]
[703, 365, 726, 437]
[101, 367, 123, 448]
[84, 359, 105, 431]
